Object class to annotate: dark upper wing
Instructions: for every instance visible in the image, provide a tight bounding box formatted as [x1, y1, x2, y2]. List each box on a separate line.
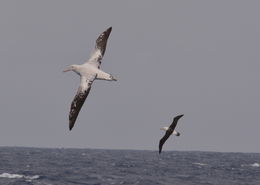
[159, 131, 172, 154]
[69, 86, 91, 130]
[95, 27, 112, 56]
[68, 75, 96, 130]
[87, 27, 112, 68]
[169, 114, 184, 130]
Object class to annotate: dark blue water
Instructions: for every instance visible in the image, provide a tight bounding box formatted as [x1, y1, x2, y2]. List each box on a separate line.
[0, 147, 259, 185]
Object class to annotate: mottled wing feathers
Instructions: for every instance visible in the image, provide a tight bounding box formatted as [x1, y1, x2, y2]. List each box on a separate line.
[96, 27, 112, 56]
[87, 27, 112, 68]
[69, 86, 91, 130]
[69, 75, 96, 130]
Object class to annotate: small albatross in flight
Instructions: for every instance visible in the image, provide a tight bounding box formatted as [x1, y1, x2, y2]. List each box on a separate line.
[63, 27, 116, 130]
[159, 114, 183, 154]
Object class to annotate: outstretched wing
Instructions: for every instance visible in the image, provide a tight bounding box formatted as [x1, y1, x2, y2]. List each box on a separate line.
[68, 75, 96, 130]
[159, 131, 172, 154]
[87, 27, 112, 68]
[169, 114, 184, 131]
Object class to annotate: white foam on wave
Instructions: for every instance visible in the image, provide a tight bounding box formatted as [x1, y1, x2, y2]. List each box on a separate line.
[0, 173, 40, 181]
[0, 173, 23, 179]
[241, 163, 260, 168]
[251, 163, 260, 167]
[192, 162, 208, 166]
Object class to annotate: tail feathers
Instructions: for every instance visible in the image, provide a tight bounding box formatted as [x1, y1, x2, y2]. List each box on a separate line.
[173, 130, 180, 136]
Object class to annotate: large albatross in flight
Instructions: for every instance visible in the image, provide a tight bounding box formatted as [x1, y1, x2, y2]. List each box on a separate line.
[63, 27, 116, 130]
[159, 114, 183, 154]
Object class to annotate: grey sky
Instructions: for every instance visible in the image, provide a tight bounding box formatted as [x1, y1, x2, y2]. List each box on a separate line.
[0, 0, 259, 152]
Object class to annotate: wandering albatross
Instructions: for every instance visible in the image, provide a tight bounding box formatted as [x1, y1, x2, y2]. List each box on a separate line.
[159, 114, 183, 154]
[63, 27, 116, 130]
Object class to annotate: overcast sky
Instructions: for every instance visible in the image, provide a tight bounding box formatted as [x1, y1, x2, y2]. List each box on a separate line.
[0, 0, 259, 153]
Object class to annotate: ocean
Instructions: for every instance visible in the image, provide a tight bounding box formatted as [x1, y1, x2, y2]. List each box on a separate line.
[0, 147, 259, 185]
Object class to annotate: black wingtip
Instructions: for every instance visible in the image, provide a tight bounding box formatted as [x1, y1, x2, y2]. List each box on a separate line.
[175, 114, 184, 119]
[106, 27, 112, 35]
[69, 123, 73, 131]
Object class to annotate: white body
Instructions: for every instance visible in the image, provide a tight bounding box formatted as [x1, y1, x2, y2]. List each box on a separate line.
[72, 63, 115, 81]
[63, 27, 116, 83]
[160, 127, 179, 136]
[63, 27, 116, 130]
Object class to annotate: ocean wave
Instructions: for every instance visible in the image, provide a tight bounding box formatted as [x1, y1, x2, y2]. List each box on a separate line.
[250, 163, 260, 167]
[0, 148, 259, 185]
[192, 162, 208, 166]
[0, 173, 40, 181]
[241, 163, 260, 168]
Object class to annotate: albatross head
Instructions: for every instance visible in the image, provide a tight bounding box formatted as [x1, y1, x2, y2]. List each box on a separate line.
[109, 75, 117, 81]
[160, 127, 169, 131]
[63, 65, 78, 73]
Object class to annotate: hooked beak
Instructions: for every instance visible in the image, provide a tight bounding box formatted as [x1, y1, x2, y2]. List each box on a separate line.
[109, 75, 117, 81]
[63, 67, 71, 72]
[112, 75, 117, 81]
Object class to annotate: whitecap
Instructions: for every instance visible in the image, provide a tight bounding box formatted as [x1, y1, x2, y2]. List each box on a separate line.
[251, 163, 260, 167]
[192, 162, 207, 166]
[0, 173, 23, 179]
[26, 175, 40, 180]
[0, 173, 40, 181]
[241, 163, 260, 168]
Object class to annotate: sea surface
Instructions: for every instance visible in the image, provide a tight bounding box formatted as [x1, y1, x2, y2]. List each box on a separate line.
[0, 147, 259, 185]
